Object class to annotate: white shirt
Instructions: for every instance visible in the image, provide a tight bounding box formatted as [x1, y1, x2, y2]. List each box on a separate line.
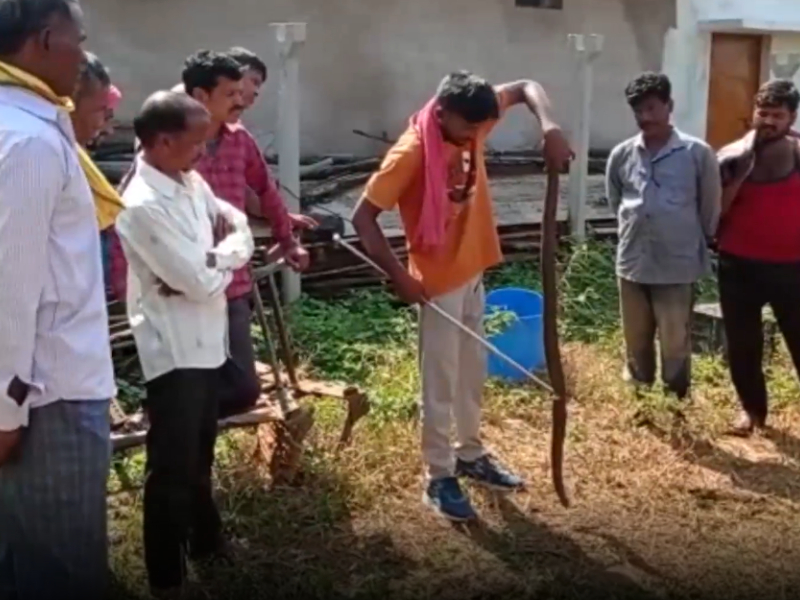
[116, 160, 254, 382]
[0, 87, 116, 431]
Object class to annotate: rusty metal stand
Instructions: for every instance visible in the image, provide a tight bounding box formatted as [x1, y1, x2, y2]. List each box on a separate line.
[249, 255, 370, 484]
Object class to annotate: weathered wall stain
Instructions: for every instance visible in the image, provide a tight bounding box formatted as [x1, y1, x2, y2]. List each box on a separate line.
[82, 0, 673, 154]
[619, 0, 676, 72]
[771, 53, 800, 80]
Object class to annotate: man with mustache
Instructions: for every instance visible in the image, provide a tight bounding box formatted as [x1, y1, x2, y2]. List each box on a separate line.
[181, 50, 310, 419]
[172, 47, 264, 116]
[606, 72, 721, 403]
[717, 79, 800, 436]
[223, 47, 316, 228]
[227, 46, 266, 114]
[170, 48, 317, 227]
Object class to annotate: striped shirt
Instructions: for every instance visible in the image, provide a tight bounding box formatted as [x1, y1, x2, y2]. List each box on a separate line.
[0, 87, 116, 431]
[116, 160, 255, 382]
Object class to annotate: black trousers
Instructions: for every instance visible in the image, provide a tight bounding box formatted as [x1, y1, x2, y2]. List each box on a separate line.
[217, 294, 262, 420]
[718, 252, 800, 422]
[143, 368, 224, 590]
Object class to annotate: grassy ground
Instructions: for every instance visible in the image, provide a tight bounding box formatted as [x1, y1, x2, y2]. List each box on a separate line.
[109, 240, 800, 600]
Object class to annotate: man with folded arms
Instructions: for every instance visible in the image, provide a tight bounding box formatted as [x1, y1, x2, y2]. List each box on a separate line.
[116, 90, 254, 597]
[181, 49, 311, 418]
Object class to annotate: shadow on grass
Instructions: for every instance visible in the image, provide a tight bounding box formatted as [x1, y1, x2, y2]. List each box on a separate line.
[645, 421, 800, 504]
[108, 435, 666, 600]
[108, 438, 416, 600]
[199, 476, 414, 599]
[450, 495, 667, 600]
[764, 427, 800, 466]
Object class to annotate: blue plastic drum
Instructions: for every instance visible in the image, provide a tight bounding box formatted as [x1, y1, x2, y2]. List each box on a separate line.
[484, 287, 545, 381]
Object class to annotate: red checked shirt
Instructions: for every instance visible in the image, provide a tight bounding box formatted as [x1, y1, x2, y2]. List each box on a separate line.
[108, 226, 128, 303]
[108, 122, 295, 303]
[195, 122, 294, 300]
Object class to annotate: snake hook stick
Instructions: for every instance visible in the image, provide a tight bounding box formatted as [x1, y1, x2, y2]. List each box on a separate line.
[541, 167, 570, 508]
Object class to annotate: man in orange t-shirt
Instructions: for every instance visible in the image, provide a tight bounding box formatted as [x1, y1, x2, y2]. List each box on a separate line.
[352, 71, 572, 522]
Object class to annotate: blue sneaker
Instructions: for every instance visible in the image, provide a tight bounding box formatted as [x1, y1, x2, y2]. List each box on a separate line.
[423, 477, 477, 522]
[456, 454, 524, 491]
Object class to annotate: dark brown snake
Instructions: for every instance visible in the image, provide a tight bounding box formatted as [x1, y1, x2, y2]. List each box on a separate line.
[540, 168, 570, 508]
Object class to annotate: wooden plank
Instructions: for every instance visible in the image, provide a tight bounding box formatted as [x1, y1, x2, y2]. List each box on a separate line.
[111, 360, 364, 453]
[111, 404, 283, 452]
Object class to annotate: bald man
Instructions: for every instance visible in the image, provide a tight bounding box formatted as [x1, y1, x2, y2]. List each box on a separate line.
[115, 91, 254, 596]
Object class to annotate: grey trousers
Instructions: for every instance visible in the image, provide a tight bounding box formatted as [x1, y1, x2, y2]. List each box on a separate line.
[0, 400, 111, 600]
[618, 278, 694, 399]
[419, 275, 487, 480]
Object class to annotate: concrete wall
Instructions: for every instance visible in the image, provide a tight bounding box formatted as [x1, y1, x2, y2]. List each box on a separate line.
[663, 0, 712, 139]
[771, 34, 800, 87]
[80, 0, 675, 156]
[664, 0, 800, 140]
[694, 0, 800, 30]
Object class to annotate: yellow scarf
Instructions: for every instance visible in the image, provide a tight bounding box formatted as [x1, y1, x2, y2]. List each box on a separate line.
[0, 60, 125, 230]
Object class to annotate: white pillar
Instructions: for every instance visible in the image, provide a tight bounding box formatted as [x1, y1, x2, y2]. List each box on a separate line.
[566, 33, 603, 242]
[272, 22, 306, 303]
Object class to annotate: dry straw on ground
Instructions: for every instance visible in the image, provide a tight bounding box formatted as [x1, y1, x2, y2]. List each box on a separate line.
[108, 245, 800, 600]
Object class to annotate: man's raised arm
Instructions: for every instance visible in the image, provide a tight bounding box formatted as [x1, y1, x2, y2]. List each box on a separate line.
[718, 132, 756, 217]
[494, 80, 573, 169]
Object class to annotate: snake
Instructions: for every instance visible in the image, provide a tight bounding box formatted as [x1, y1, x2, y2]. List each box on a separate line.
[540, 168, 570, 508]
[275, 165, 570, 503]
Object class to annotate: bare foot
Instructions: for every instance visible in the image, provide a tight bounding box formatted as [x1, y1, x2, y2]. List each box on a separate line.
[728, 411, 766, 437]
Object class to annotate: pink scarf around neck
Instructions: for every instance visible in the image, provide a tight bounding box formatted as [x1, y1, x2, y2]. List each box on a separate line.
[411, 98, 449, 252]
